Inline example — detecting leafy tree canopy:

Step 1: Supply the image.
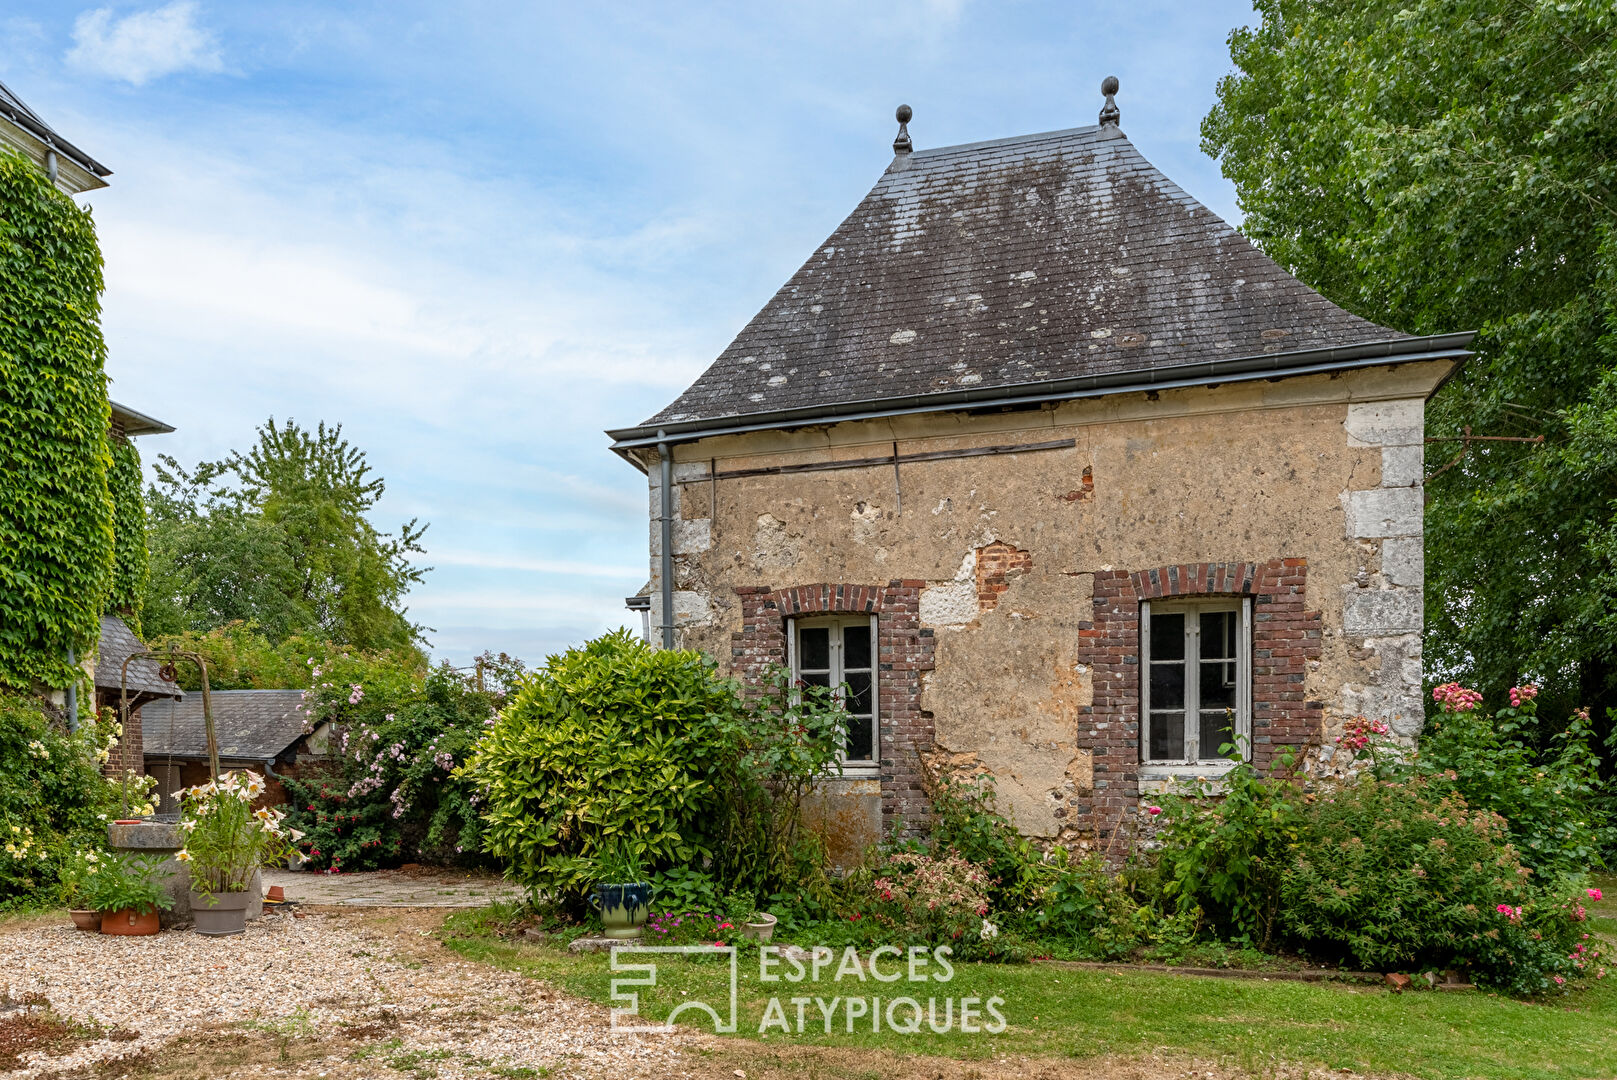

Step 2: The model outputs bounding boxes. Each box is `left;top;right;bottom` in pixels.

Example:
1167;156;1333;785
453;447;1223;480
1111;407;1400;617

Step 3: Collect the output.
1203;0;1617;734
143;418;428;654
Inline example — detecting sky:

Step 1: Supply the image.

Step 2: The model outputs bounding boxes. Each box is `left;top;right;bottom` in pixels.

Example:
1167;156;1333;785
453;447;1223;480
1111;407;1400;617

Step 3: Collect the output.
4;0;1259;666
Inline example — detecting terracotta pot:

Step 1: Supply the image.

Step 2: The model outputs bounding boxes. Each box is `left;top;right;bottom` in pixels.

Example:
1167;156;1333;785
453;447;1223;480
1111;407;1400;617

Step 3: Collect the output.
266;885;286;902
100;907;160;936
69;909;101;933
190;890;252;936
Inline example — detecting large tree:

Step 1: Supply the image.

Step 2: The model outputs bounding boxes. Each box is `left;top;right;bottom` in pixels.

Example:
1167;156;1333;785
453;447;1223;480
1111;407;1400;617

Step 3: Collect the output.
144;419;428;652
1202;0;1617;742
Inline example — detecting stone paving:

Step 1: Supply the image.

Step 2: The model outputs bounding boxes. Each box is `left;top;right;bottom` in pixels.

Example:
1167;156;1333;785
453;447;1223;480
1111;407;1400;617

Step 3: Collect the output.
262;866;525;906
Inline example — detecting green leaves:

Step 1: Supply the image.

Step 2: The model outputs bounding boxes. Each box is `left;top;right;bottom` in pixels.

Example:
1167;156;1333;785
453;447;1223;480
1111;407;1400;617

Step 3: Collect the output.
1205;0;1617;733
0;150;114;689
466;631;743;901
141;419;427;651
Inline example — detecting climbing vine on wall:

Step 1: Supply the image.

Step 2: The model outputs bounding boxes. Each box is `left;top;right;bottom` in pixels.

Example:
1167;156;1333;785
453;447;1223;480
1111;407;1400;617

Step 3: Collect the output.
104;437;147;632
0;150;114;690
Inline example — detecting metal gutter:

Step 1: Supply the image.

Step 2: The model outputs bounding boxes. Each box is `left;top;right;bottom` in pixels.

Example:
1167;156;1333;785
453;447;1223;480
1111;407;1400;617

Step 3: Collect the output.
657;434;674;649
607;333;1474;459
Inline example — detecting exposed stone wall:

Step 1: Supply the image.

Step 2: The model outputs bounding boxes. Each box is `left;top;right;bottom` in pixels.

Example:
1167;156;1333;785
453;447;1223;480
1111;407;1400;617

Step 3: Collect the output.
640;362;1452;850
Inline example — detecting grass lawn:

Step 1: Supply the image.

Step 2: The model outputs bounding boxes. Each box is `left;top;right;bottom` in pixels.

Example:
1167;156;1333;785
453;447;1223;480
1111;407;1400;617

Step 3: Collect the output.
442;890;1617;1080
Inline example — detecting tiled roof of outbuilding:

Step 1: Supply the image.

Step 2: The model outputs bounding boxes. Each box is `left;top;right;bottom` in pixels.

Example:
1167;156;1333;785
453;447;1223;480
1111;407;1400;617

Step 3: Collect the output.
95;615;180;700
620;124;1447;441
142;689;312;762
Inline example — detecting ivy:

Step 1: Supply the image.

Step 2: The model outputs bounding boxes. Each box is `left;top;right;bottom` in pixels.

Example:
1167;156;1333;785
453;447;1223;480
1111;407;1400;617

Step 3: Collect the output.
104;437;147;632
0;150;114;690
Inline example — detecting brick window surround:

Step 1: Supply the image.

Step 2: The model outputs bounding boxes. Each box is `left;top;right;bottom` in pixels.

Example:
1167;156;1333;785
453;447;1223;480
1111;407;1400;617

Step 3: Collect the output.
1077;559;1322;840
732;582;935;830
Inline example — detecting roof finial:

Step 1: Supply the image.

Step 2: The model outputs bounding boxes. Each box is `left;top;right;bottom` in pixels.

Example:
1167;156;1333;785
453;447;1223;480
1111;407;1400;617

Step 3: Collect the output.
893;104;913;155
1099;75;1120;127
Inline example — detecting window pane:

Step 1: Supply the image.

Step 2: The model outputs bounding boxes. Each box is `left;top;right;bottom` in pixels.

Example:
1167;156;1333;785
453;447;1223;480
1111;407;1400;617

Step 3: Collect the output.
1150;612;1184;661
845;671;873;716
1200;710;1236;759
1200;658;1236;711
845;715;874;762
1149;712;1185;760
799;626;830;671
1200;610;1236;659
800;671;831;690
843;623;871;669
1149;662;1184;710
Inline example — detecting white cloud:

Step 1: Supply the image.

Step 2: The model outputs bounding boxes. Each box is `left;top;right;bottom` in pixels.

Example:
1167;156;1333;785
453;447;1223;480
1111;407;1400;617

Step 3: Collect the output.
67;2;223;86
430;550;643;580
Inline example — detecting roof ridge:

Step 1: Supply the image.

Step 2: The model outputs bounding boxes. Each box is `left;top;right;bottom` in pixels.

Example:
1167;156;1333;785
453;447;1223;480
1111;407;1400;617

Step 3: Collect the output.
906;124;1105;159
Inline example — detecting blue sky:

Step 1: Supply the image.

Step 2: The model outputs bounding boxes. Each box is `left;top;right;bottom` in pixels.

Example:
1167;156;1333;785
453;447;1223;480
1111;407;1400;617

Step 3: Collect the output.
5;0;1258;666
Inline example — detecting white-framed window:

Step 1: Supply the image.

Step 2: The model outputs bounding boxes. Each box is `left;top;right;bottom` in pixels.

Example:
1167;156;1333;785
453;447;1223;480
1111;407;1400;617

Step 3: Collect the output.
1141;598;1252;764
788;615;878;770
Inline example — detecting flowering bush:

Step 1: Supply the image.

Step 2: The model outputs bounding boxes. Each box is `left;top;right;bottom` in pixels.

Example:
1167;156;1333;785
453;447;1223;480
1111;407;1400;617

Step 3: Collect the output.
864;850;993;937
646;910;740;947
0;694;122;910
282;655;507;871
75;851;173;916
1419;682;1608;876
177;770;298;900
1281;772;1592;993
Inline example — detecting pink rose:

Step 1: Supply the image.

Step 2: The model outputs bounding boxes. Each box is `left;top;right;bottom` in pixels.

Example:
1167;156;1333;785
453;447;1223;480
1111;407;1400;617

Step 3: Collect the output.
1146;806;1163;817
1588;888;1603;901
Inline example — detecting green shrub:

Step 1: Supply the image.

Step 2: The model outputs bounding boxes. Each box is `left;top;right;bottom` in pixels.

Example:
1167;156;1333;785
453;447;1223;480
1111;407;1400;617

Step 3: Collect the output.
1029;850;1149;960
0;150;115;690
1153;748;1307;948
917;764;1051;913
467;631;742;900
1282;772;1595;993
649;867;726;916
0;693;119;909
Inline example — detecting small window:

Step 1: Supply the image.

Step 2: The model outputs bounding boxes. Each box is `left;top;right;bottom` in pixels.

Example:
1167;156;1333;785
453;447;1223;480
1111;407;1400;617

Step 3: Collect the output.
1141;598;1251;764
790;616;878;768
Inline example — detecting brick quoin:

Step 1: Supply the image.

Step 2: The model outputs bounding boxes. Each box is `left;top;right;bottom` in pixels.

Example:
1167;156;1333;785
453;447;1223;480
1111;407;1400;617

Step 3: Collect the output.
1075;558;1323;844
731;581;936;833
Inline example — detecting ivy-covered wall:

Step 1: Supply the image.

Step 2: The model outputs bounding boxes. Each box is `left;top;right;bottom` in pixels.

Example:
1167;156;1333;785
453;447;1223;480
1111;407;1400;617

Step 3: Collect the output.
0;149;115;691
104;436;147;632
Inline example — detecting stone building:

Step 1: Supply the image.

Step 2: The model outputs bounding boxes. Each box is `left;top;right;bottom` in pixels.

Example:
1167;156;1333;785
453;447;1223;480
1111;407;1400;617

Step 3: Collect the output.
608;86;1471;855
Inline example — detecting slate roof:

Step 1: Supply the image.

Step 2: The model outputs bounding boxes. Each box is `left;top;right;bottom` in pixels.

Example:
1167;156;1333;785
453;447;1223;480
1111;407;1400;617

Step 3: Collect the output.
0;78;110;179
141;689;312;762
614;123;1467;445
95;615;181;699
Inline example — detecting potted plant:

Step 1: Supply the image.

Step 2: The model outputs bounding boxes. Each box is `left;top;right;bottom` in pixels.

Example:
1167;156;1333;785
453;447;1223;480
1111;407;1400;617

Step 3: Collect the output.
726;889;776;941
176;770;299;936
81;852;173;935
588;842;653;940
63;849;106;931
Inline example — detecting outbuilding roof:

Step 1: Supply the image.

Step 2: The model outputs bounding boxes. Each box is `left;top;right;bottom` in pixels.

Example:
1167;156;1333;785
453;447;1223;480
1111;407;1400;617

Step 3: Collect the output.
95;615;181;700
612;118;1469;447
142;689;312;763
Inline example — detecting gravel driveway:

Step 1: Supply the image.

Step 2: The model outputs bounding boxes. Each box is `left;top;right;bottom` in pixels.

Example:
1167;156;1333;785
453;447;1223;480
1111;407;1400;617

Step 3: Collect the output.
1;908;686;1079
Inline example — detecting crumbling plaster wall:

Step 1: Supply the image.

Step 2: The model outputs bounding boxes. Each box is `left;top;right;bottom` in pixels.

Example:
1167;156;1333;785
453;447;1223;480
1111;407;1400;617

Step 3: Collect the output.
640;361;1449;841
